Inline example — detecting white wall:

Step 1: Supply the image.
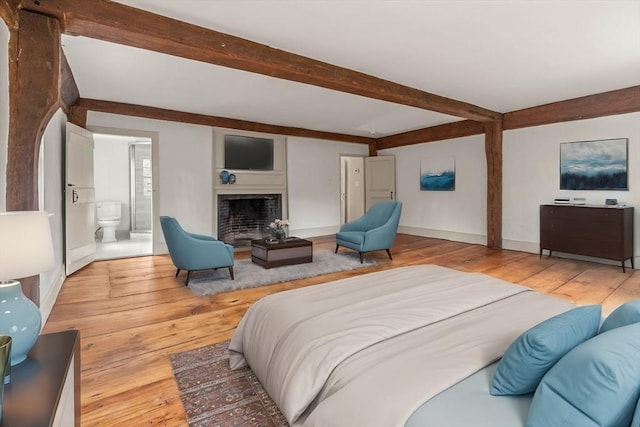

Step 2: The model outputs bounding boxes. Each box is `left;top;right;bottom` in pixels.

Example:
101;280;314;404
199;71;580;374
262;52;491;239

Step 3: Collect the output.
0;20;9;213
380;134;488;244
88;112;213;239
94;134;132;232
39;108;66;323
503;113;640;265
287;137;368;237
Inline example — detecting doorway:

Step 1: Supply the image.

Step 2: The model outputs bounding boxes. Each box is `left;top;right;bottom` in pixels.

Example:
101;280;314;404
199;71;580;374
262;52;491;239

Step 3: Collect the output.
339;155;365;224
92;132;154;260
340;155;397;224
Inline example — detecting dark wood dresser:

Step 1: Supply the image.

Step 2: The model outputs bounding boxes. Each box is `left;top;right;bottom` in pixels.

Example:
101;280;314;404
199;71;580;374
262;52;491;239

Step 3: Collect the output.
540;204;634;272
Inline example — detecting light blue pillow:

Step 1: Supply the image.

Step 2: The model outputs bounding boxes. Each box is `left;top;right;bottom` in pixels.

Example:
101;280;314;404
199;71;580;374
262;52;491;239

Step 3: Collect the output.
600;298;640;333
490;305;601;395
526;322;640;427
632;397;640;427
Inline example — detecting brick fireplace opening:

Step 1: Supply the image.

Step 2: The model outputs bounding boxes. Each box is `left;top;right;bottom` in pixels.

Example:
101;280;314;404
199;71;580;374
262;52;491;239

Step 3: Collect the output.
217;194;282;247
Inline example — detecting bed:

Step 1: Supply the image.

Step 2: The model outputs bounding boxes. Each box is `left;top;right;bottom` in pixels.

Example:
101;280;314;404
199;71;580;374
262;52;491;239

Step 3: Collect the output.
228;265;640;427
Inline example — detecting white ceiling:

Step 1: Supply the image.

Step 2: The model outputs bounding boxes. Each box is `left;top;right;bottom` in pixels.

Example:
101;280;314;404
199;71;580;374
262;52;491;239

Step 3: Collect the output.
62;0;640;138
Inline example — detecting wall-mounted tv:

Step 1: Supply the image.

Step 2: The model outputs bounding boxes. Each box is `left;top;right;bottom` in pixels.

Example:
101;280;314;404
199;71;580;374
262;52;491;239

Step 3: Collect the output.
224;134;274;171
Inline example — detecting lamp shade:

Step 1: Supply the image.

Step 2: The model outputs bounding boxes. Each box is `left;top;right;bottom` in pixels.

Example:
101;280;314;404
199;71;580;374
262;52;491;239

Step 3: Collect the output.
0;211;55;281
0;211;54;366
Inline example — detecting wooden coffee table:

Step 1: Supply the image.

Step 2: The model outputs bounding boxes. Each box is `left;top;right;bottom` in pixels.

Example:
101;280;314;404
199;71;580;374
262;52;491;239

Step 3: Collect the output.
250;237;313;269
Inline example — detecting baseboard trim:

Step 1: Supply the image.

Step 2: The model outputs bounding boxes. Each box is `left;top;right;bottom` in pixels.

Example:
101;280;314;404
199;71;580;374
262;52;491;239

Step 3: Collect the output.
398;226;487;245
289;226;340;239
40;264;66;326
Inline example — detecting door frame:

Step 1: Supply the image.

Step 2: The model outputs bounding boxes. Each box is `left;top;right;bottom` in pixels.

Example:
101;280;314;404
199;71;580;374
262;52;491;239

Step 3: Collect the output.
88;126;161;254
339;154;366;224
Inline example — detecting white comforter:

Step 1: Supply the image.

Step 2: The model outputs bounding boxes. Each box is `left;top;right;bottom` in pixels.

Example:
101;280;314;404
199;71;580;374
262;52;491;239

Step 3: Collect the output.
229;265;574;427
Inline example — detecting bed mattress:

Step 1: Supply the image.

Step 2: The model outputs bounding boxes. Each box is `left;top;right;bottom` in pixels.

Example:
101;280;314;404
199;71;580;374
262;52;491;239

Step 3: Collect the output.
406;362;531;427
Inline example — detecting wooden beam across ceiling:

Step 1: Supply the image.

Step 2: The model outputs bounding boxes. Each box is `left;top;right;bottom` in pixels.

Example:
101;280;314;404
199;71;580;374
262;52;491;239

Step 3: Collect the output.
377;85;640;150
503;85;640;130
377;120;486;150
73;98;376;145
19;0;501;123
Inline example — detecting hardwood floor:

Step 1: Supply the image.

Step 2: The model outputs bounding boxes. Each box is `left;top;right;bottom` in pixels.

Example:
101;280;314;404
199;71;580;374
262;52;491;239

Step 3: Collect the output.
43;234;640;426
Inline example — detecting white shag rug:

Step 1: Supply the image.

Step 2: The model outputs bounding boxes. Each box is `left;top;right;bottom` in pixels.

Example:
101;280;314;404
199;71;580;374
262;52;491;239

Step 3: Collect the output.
187;250;376;296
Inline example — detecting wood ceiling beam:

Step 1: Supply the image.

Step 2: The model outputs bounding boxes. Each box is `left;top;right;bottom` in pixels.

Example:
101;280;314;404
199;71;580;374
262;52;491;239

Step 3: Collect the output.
377;86;640;150
0;0;18;27
59;48;79;114
503;86;640;130
377;120;486;150
19;0;501;123
74;98;376;145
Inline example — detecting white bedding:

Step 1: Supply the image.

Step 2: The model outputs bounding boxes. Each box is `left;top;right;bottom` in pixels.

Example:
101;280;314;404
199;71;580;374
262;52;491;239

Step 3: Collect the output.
229;265;575;427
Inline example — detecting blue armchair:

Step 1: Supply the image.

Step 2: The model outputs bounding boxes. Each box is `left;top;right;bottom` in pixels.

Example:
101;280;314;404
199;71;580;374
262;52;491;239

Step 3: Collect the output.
160;216;235;285
335;201;402;263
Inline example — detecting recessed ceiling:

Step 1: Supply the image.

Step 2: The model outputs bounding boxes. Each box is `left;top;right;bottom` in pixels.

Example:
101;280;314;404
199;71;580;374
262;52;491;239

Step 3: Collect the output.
62;0;640;138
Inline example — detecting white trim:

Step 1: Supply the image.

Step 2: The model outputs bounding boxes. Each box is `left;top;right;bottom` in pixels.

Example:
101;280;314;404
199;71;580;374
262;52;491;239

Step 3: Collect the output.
40;263;66;327
290;226;340;239
398;225;487;245
502;239;539;254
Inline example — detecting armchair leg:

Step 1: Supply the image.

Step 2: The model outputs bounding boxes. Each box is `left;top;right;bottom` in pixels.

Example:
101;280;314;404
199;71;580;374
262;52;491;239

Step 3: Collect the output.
386;249;393;260
359;252;364;263
228;266;235;280
335;244;339;254
175;268;180;278
185;271;191;286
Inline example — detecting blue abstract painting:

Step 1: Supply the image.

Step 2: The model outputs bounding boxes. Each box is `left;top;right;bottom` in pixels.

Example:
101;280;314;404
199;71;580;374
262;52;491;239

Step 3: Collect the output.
420;157;455;191
560;138;628;190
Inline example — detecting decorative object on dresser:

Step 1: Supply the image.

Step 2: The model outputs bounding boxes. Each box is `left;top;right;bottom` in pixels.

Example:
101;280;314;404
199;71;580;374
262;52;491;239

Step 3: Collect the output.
0;335;10;421
0;211;55;366
539;204;634;272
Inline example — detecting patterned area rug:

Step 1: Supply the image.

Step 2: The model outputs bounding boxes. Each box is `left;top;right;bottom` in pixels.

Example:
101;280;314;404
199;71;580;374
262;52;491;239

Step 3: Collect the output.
170;341;289;426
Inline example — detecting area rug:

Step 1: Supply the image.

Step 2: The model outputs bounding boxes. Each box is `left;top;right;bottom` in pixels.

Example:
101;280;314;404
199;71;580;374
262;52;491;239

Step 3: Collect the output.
170;340;289;426
187;250;376;296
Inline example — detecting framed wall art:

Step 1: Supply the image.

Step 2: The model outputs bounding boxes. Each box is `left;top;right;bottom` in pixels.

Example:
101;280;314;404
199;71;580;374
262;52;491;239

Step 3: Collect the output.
420;157;455;191
560;138;628;190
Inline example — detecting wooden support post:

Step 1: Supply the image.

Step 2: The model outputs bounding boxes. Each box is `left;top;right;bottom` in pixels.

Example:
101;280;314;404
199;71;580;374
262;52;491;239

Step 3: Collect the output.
368;140;378;157
68;105;87;128
6;10;61;304
484;119;503;249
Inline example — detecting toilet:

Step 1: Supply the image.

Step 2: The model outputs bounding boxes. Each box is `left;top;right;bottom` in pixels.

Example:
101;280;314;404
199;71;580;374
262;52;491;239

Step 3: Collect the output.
97;202;122;243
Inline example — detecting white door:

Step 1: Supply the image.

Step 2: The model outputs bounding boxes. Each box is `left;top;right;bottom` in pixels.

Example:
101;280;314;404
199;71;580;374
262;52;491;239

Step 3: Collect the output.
65;123;96;275
365;156;396;211
339;156;365;223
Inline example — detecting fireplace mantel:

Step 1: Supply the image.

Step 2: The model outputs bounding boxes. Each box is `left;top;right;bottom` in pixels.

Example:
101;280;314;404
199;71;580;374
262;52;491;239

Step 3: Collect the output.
212;127;288;241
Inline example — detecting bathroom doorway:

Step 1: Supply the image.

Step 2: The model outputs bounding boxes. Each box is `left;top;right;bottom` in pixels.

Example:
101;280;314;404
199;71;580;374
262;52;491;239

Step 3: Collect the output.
92;132;154;260
130;142;152;233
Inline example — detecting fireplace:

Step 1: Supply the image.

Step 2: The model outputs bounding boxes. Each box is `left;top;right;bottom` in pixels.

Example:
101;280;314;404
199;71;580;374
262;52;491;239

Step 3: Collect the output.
217;194;282;247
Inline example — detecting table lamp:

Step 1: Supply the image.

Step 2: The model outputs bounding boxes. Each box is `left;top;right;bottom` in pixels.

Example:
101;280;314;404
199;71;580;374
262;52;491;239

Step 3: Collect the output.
0;211;55;366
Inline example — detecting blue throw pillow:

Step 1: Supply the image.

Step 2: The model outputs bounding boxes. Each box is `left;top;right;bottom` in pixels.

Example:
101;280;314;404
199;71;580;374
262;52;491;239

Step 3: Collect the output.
490;305;601;395
526;322;640;427
600;298;640;333
632;397;640;427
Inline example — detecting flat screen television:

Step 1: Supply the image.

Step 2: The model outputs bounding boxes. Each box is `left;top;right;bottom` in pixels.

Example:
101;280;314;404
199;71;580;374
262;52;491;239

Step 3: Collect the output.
224;134;274;171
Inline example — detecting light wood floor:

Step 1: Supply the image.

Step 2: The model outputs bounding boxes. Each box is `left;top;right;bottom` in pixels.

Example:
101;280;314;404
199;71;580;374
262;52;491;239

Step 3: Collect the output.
43;234;640;426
